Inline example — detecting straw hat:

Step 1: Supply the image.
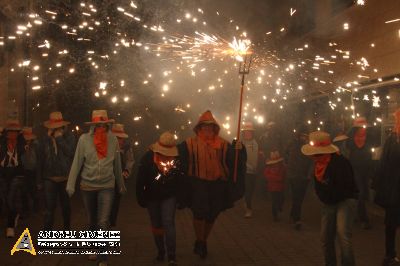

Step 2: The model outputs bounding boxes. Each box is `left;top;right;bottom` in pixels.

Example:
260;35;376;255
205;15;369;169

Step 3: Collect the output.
44;111;70;129
242;122;255;131
194;110;220;134
333;133;349;143
150;131;178;157
22;127;37;141
4;119;22;131
352;117;369;128
301;131;339;156
266;151;284;165
112;123;128;139
85;110;115;125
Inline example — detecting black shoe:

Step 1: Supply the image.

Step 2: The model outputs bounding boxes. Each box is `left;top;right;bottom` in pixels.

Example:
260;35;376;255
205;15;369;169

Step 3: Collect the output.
199;241;207;259
168;260;178;266
155;251;165;262
383;257;400;266
194;240;207;259
361;222;371;230
294;221;302;231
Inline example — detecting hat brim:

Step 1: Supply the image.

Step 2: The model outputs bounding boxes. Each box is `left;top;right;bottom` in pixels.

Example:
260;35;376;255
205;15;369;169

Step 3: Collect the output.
266;158;284;165
241;128;255;131
150;143;178;157
85;119;115;125
113;132;129;139
333;135;349;142
301;144;339;156
44;121;70;129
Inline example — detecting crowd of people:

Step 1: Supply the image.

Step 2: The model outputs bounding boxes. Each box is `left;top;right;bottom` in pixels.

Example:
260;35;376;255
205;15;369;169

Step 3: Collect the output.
0;108;400;266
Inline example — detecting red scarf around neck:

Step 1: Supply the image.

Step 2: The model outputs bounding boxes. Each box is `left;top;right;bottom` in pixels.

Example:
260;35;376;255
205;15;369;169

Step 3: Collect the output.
197;131;222;149
94;127;108;159
354;128;366;148
313;154;332;182
7;132;18;152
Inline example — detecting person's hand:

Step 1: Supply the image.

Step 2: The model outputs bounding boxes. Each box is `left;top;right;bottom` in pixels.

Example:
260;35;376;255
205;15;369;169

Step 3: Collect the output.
234;140;243;150
66;188;74;198
122;170;130;179
119;186;127;195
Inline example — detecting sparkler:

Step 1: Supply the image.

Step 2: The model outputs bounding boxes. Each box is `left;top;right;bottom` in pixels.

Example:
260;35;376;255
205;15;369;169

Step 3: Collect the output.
158;160;176;176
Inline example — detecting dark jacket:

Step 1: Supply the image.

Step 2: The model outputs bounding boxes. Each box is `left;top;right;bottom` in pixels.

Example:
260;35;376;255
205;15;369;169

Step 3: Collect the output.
313;154;358;205
136;150;184;208
285;138;312;179
374;134;400;208
38;132;76;181
0;133;26;178
346;128;374;173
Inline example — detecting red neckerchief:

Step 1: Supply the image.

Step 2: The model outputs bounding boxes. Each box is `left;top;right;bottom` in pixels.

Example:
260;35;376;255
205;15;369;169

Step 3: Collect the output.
313;154;332;182
7;132;18;152
94;127;108;159
197;131;222;149
354;128;366;148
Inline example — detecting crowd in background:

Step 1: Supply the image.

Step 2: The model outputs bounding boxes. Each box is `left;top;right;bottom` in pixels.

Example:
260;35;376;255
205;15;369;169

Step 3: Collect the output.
0;108;400;266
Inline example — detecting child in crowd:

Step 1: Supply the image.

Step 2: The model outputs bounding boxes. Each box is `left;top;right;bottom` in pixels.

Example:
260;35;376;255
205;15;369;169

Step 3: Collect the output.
264;151;286;222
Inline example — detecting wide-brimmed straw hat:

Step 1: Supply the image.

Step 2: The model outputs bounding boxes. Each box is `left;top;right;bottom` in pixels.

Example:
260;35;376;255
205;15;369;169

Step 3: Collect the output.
333;133;349;143
194;110;220;134
112;123;128;139
4;119;22;131
352;117;370;128
242;122;255;131
150;131;178;157
44;112;70;129
85;110;115;125
266;151;284;165
22;127;37;141
301;131;339;156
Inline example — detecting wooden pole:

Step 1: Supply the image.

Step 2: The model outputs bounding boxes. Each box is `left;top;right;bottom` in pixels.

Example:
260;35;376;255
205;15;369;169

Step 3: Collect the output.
233;73;246;182
233;54;252;182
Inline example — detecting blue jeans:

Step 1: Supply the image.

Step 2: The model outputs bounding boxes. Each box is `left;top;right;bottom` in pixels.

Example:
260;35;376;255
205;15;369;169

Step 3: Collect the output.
43;180;70;230
353;168;370;224
147;197;177;260
321;199;356;266
81;188;115;263
290;178;309;222
3;176;25;228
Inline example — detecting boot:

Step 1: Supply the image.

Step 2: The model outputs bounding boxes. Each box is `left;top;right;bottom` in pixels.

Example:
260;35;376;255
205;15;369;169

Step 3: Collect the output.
154;235;165;261
196;240;207;259
193;219;205;256
383;257;400;266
